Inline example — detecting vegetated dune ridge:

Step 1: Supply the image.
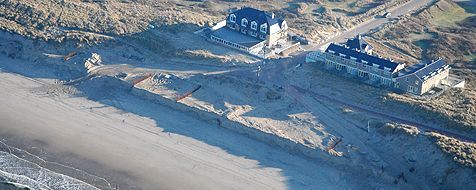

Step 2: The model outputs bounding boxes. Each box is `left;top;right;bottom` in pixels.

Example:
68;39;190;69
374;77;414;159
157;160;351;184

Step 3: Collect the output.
368;0;476;131
0;0;413;65
0;0;409;43
0;0;216;42
371;0;475;65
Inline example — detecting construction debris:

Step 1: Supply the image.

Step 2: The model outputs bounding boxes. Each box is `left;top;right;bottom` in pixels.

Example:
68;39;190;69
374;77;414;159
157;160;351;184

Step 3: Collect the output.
175;85;201;102
63;51;77;61
132;73;153;86
326;137;342;152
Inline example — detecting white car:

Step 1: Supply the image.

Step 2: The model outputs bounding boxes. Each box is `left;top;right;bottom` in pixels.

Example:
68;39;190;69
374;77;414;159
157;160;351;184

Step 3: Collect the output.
383;12;391;18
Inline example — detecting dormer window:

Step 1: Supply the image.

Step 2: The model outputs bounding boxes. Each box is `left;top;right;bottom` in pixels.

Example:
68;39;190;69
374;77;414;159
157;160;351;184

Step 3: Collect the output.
251;21;257;30
281;21;287;30
241;18;248;27
230;14;236;23
260;23;267;33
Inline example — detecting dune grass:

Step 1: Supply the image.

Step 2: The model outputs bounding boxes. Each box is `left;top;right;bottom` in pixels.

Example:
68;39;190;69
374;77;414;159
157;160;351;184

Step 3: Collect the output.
432;3;475;27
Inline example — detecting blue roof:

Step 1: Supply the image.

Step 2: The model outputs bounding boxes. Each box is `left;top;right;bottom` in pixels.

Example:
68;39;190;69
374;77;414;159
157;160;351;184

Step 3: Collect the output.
227;7;282;35
399;58;448;80
345;35;372;52
325;43;402;72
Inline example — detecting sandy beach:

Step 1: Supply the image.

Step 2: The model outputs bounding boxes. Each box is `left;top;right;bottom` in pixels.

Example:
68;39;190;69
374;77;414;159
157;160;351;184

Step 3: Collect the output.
0;67;355;189
0;71;285;189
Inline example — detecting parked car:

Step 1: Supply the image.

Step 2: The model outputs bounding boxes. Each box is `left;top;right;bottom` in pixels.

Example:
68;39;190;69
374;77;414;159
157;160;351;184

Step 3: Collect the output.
383;12;391;18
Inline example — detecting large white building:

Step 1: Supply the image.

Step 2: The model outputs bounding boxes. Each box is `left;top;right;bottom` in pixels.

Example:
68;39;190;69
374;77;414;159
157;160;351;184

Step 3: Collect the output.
209;7;288;57
225;7;288;46
306;36;453;95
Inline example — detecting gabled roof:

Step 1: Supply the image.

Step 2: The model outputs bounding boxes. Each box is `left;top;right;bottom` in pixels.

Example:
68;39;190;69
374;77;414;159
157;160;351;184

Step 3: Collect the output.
228;7;282;35
325;43;403;72
345;34;373;53
399;58;449;80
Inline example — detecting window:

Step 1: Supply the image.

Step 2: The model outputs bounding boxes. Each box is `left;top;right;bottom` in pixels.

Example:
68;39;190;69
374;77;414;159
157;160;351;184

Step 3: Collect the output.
281;21;288;30
382;78;391;85
230;14;236;23
251;21;257;30
358;70;365;77
241;18;248;27
260;23;267;33
415;80;419;85
259;34;265;40
336;64;343;70
394;82;400;88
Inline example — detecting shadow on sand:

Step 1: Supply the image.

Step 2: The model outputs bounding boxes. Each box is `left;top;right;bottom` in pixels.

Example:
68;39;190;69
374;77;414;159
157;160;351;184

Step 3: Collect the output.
70;75;353;189
0;26;359;189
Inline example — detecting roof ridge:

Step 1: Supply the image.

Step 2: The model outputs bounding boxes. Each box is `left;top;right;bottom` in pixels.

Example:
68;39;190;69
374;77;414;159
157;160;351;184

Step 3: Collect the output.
326;43;402;71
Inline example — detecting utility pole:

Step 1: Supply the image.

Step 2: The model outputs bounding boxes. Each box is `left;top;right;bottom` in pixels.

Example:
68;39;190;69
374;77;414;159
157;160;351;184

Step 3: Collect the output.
367;121;370;133
256;65;261;82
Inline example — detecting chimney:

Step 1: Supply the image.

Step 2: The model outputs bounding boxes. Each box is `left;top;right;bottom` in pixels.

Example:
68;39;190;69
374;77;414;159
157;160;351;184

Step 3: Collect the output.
271;13;275;19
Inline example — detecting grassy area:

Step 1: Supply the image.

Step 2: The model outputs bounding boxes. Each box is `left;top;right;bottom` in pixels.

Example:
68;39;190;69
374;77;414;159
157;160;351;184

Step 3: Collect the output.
430;132;476;168
463;53;476;64
409;32;435;51
408;32;435;42
432;3;475;27
323;0;384;15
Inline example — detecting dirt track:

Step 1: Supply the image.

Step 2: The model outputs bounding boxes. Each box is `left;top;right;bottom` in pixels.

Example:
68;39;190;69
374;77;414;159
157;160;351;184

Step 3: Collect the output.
289;84;476;143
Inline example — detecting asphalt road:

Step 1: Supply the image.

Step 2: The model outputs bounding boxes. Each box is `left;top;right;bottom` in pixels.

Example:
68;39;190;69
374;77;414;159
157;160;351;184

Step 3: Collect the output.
305;0;435;50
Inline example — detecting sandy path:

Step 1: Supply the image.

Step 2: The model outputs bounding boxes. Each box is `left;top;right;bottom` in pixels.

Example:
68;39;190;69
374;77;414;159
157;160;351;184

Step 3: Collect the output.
0;71;288;189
